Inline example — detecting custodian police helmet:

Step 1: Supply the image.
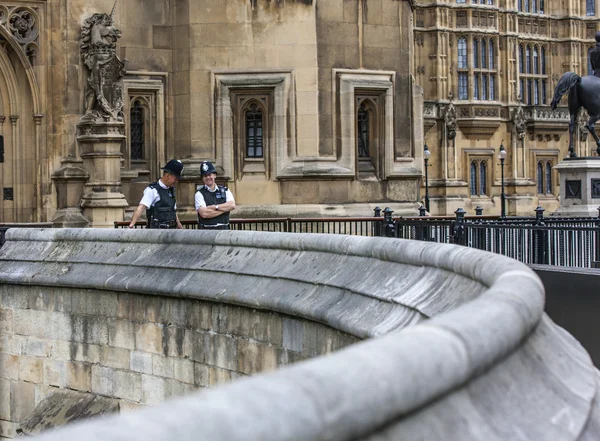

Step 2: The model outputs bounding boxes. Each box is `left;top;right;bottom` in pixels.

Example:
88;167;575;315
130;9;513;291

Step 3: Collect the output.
200;161;217;176
162;159;184;179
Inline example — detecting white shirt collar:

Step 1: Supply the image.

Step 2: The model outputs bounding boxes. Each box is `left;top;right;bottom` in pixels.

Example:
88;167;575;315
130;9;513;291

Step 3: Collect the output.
158;179;170;189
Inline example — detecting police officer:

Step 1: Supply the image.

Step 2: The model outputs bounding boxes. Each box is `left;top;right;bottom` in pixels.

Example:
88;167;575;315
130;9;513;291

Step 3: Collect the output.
128;159;184;229
195;161;235;229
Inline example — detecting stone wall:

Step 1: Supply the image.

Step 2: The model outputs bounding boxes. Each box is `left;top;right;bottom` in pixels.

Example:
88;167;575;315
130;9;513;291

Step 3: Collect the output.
0;228;599;441
0;284;355;438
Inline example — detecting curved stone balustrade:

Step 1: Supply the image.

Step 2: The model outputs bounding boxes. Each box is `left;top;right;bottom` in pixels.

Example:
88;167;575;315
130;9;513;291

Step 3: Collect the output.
0;228;598;441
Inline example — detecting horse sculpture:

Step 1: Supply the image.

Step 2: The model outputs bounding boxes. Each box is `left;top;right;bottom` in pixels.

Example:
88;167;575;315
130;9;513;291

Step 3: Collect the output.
551;32;600;157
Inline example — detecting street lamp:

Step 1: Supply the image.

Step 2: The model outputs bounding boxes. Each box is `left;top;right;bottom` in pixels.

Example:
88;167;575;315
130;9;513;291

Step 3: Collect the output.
498;142;507;218
423;144;431;212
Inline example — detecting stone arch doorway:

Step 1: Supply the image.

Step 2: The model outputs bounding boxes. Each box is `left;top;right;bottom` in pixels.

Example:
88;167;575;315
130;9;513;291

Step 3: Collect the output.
0;22;43;223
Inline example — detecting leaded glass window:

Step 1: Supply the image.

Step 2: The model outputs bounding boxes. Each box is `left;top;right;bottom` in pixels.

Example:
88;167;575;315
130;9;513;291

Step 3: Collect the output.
458;37;468;69
130;100;144;160
246;103;263;158
358;103;370;157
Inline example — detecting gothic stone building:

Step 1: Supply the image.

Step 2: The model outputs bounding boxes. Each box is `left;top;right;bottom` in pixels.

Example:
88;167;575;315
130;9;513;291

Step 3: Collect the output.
416;0;600;216
0;0;422;226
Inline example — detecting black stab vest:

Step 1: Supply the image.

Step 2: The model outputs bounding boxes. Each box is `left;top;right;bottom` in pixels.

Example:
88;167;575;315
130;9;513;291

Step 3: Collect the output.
146;182;177;228
197;186;229;226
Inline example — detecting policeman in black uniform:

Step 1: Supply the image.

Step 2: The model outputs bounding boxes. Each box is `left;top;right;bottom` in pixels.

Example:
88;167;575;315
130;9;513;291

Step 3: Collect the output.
128;159;184;229
195;161;236;230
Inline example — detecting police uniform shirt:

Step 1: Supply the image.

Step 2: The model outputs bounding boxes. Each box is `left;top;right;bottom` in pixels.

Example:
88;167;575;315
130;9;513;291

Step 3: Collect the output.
195;185;234;211
139;180;177;209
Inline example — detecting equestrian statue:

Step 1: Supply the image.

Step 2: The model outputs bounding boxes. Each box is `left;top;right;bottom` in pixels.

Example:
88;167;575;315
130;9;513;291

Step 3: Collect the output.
551;32;600;157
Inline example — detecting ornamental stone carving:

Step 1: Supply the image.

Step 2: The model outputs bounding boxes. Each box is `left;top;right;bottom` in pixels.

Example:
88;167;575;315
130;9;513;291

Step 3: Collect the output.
512;105;527;139
578;109;589;142
444;103;457;140
0;6;39;65
80;3;127;122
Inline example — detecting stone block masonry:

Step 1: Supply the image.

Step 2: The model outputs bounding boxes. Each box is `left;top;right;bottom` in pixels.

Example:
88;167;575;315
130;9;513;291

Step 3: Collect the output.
0;285;356;438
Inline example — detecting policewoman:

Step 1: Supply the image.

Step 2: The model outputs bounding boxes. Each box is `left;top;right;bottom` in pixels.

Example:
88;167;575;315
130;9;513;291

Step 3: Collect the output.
128;159;184;229
195;161;235;229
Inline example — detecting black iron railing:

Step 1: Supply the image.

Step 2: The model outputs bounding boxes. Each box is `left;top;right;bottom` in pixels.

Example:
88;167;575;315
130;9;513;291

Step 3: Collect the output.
94;207;600;268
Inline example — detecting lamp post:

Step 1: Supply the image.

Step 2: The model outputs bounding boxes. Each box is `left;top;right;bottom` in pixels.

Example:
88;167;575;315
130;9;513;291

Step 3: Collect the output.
498;142;507;218
423;144;431;212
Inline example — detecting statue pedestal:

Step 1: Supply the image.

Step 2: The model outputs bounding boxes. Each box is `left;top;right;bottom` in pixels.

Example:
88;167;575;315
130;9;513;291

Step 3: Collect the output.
51;159;89;228
553;157;600;217
77;120;128;228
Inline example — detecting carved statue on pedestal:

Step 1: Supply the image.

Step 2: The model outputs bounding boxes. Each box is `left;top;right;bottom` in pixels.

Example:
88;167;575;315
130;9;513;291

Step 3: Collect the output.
444;103;457;140
512;105;527;140
80;2;127;122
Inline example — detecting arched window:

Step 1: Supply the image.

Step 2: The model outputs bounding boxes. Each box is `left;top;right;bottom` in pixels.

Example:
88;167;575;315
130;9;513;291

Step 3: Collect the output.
518;0;523;11
526;46;531;74
545;162;552;194
519;45;525;74
357;102;370;157
470;161;478;195
130;100;145;160
489;40;495;69
481;39;487;69
533;46;539;74
537;159;554;194
458;37;468;69
537;162;544;194
355;95;383;179
245;103;263;158
474;38;479;68
479;161;487;195
470;158;488;196
541;47;546;74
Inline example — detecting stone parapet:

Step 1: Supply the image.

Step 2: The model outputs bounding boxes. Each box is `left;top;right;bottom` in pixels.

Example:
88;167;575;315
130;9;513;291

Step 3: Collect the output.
0;229;597;440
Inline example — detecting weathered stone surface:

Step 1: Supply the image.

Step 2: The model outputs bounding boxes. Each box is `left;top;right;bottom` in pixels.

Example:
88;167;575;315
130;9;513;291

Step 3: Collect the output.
17;389;118;436
0;229;597;441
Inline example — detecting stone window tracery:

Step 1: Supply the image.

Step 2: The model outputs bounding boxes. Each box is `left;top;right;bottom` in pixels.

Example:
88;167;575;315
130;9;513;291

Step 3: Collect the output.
230;92;272;180
470;158;488;196
519;44;548;105
473;37;497;101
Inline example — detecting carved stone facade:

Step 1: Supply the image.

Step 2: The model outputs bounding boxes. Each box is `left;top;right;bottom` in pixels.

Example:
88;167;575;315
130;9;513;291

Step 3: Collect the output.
416;0;600;216
0;0;420;224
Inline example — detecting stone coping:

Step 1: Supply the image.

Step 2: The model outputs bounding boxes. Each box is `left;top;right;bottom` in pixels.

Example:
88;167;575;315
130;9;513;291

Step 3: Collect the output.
0;228;597;441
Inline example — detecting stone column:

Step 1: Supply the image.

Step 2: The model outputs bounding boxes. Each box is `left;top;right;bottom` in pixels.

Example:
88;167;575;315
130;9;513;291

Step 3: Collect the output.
51;159;89;228
77;120;128;228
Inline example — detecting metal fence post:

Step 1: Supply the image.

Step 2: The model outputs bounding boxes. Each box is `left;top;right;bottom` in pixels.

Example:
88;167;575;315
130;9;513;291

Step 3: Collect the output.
452;208;467;245
383;207;395;238
594;207;600;268
533;206;548;265
475;206;483;216
419;206;427;217
373;206;382;237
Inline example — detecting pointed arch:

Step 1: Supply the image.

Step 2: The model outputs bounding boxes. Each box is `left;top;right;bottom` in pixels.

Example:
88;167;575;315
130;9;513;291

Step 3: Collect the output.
242;98;266;159
0;25;41;115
